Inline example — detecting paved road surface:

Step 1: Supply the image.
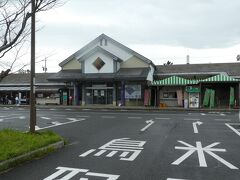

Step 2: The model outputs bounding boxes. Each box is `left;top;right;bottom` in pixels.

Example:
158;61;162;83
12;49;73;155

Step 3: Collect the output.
0;107;239;180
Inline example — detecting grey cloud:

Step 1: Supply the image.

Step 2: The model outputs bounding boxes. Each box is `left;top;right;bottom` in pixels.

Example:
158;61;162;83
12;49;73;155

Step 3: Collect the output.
39;0;240;49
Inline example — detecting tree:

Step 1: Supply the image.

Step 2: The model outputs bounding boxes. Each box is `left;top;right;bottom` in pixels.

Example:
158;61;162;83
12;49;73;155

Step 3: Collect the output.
164;60;173;66
0;0;61;76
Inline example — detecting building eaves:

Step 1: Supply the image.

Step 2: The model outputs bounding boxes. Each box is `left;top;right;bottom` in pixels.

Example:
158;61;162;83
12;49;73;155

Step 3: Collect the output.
77;46;123;62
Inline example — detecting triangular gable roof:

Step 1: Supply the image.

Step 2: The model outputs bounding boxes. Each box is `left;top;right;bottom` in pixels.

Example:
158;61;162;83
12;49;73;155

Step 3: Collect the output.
200;74;239;82
78;46;123;62
152;76;199;86
59;34;154;67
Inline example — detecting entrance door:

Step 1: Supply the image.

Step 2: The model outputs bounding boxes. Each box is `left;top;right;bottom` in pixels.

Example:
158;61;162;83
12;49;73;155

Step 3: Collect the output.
93;89;106;104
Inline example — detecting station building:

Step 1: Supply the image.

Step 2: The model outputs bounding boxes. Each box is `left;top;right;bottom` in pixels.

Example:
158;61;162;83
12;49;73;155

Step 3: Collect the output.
0;34;240;109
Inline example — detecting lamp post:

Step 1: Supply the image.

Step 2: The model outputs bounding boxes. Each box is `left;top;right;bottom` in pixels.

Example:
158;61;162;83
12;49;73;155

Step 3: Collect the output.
30;0;36;133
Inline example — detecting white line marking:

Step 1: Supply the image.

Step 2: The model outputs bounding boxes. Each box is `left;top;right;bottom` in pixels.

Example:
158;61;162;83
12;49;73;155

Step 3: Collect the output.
41;117;51;120
215;119;231;121
192;121;203;134
106;151;118;157
172;141;238;169
79;149;96;157
225;123;240;137
101;116;115;118
77;116;89;118
128;117;142;119
36;119;85;130
184;118;200;121
53;115;66;117
141;120;154;132
200;113;206;116
19;116;26;119
167;178;188;180
220;113;225;116
120;151;129;157
43;167;88;180
94;150;106;156
85;172;120;180
155;117;170;120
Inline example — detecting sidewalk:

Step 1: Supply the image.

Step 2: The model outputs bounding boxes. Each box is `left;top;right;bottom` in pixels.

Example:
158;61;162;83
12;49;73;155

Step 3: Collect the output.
1;104;238;112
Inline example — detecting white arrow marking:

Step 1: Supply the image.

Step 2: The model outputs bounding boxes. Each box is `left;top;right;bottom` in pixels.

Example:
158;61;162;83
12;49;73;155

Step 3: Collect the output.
141;120;154;132
192;121;203;134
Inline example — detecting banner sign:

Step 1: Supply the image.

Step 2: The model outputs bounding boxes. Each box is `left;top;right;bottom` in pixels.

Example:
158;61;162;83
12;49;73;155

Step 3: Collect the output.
125;85;141;99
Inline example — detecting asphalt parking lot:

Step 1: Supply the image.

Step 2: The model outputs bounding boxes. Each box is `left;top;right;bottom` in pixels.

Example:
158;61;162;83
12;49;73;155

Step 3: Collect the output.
0;107;239;180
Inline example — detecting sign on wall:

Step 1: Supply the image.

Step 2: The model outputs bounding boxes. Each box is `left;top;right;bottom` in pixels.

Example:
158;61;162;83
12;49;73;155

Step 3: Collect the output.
125;85;141;99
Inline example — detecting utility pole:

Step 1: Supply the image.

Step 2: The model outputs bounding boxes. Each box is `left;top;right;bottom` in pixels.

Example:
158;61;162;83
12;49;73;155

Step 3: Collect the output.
42;58;47;73
30;0;36;133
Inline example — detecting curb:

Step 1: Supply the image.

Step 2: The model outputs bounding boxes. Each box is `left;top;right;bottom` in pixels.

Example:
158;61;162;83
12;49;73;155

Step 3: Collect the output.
0;140;64;172
0;105;239;112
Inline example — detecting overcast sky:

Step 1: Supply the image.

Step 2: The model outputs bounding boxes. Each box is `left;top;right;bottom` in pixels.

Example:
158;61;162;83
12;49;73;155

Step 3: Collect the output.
12;0;240;72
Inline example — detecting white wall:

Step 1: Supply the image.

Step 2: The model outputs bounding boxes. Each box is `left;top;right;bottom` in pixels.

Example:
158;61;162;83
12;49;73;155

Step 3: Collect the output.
84;51;114;73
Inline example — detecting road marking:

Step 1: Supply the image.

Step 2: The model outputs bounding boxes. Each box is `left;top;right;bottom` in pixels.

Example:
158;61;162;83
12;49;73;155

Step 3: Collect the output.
19;116;26;119
53;115;66;117
184;118;200;121
155;117;170;120
141;120;154;132
44;166;120;180
220;113;225;116
41;117;51;120
79;149;96;157
67;118;85;121
200;113;206;116
167;178;188;180
51;121;62;125
128;117;142;119
79;138;146;161
77;115;89;118
101;116;116;119
49;109;56;111
106;151;118;157
225;123;240;137
0;116;23;120
36;118;85;130
215;119;231;121
172;140;238;169
65;109;72;111
192;121;203;134
94;150;107;156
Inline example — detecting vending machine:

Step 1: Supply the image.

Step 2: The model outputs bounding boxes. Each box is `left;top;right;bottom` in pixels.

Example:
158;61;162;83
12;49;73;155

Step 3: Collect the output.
189;92;199;108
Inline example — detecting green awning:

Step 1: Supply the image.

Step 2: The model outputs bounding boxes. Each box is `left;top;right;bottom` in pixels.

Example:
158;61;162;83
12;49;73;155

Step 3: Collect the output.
152;76;199;86
151;74;239;86
200;74;239;82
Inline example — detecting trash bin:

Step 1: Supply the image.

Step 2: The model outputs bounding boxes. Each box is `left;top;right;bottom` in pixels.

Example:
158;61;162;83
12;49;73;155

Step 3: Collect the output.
184;99;188;109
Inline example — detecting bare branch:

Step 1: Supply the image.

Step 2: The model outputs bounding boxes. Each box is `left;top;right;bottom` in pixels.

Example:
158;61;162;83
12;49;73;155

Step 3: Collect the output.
0;0;63;74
